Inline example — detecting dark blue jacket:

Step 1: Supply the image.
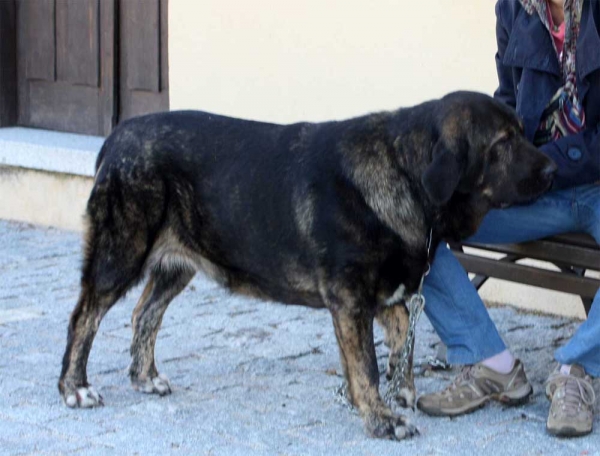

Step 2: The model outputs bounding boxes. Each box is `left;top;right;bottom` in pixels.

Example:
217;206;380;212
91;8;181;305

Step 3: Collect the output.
494;0;600;189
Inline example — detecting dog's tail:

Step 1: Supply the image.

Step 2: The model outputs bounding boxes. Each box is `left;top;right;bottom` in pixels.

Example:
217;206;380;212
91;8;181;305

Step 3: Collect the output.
82;135;169;296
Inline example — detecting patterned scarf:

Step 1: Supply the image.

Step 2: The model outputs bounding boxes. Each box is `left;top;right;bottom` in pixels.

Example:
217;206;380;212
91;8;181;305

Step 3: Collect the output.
519;0;586;145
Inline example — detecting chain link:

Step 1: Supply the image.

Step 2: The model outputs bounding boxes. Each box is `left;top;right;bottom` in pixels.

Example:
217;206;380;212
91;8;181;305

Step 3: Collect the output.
334;381;356;411
384;292;425;403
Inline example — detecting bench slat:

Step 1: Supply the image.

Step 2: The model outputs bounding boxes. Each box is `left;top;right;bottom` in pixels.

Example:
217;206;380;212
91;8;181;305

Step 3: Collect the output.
547;233;598;250
460;240;600;271
454;252;599;298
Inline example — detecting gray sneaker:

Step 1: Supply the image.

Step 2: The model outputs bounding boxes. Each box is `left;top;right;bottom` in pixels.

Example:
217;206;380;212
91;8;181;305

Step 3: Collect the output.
417;360;532;417
545;364;596;437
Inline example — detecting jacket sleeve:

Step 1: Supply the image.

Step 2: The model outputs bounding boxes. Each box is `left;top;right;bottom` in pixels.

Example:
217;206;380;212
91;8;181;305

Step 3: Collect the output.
539;122;600;189
493;1;516;108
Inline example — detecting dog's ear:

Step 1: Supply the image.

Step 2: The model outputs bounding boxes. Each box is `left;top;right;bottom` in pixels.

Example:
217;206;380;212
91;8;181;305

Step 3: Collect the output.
421;140;463;205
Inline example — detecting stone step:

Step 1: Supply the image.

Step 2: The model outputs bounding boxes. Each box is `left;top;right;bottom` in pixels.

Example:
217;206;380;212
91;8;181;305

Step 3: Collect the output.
0;127;100;231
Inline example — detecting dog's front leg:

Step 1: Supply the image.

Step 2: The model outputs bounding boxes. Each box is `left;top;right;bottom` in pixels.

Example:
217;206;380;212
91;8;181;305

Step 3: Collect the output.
376;304;416;409
330;304;417;440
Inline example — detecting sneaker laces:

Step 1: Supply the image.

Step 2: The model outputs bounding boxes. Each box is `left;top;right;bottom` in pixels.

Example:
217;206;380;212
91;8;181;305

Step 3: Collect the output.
546;372;596;415
441;365;476;396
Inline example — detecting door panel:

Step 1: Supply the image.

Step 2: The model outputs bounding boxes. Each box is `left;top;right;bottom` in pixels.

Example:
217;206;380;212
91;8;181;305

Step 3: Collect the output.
28;83;100;135
122;1;159;92
119;0;168;121
56;0;99;87
25;0;55;82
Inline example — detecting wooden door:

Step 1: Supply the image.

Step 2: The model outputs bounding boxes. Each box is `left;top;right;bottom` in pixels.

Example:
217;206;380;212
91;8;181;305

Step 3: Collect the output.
119;0;168;122
16;0;115;136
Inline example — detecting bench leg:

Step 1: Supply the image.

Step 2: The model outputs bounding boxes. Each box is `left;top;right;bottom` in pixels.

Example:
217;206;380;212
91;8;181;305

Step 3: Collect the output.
556;266;593;317
582;298;592;317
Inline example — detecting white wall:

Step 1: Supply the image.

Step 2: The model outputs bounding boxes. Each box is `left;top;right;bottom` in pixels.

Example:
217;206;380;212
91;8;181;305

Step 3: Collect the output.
169;0;499;123
0;168;92;232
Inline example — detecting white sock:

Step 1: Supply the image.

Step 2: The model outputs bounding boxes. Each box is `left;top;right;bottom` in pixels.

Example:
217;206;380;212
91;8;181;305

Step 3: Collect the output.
560;364;572;375
481;349;515;374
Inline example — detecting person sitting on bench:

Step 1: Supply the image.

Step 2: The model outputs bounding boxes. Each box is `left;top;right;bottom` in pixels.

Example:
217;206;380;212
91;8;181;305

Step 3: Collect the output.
416;0;599;437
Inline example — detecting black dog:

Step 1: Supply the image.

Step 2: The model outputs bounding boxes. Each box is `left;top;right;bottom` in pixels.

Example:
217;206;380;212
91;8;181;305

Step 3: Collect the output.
59;91;555;440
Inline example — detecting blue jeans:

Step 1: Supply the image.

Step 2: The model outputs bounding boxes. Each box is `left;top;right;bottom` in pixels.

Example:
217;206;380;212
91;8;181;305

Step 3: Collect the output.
423;184;600;377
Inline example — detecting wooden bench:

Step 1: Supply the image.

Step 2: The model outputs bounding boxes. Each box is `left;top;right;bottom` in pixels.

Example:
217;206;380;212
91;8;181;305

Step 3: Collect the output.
450;233;599;316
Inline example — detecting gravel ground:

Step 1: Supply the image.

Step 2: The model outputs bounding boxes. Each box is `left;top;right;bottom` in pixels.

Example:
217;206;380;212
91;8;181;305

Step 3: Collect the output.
0;219;598;455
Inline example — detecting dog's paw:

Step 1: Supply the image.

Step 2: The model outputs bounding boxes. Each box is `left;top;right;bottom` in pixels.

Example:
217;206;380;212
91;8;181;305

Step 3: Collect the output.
365;410;418;441
63;386;104;408
132;374;172;396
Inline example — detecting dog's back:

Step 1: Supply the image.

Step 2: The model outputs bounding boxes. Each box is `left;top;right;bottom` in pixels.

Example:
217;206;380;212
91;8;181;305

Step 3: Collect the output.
89;111;345;306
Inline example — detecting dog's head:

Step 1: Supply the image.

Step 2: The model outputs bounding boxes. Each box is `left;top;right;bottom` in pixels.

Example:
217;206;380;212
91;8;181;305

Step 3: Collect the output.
421;91;556;239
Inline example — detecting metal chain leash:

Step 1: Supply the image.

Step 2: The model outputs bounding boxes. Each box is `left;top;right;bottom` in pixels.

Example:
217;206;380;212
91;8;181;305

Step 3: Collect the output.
384;289;426;403
384;230;432;403
334;381;356;411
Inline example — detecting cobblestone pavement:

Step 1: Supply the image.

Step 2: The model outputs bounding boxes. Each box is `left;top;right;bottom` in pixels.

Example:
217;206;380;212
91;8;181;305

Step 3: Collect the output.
0;219;599;455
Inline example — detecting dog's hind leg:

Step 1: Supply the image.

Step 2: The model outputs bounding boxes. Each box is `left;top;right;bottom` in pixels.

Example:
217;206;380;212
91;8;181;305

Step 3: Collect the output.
376;304;416;409
129;266;195;395
59;176;164;408
58;239;147;408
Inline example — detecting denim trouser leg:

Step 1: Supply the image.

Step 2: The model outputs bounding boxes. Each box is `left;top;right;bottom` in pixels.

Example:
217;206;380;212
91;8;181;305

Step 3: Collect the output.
423;245;507;364
423;184;600;373
554;185;600;377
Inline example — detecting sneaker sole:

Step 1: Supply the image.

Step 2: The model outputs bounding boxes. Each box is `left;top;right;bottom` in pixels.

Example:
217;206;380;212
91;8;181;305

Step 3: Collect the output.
547;425;593;438
417;383;533;418
417;396;488;417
